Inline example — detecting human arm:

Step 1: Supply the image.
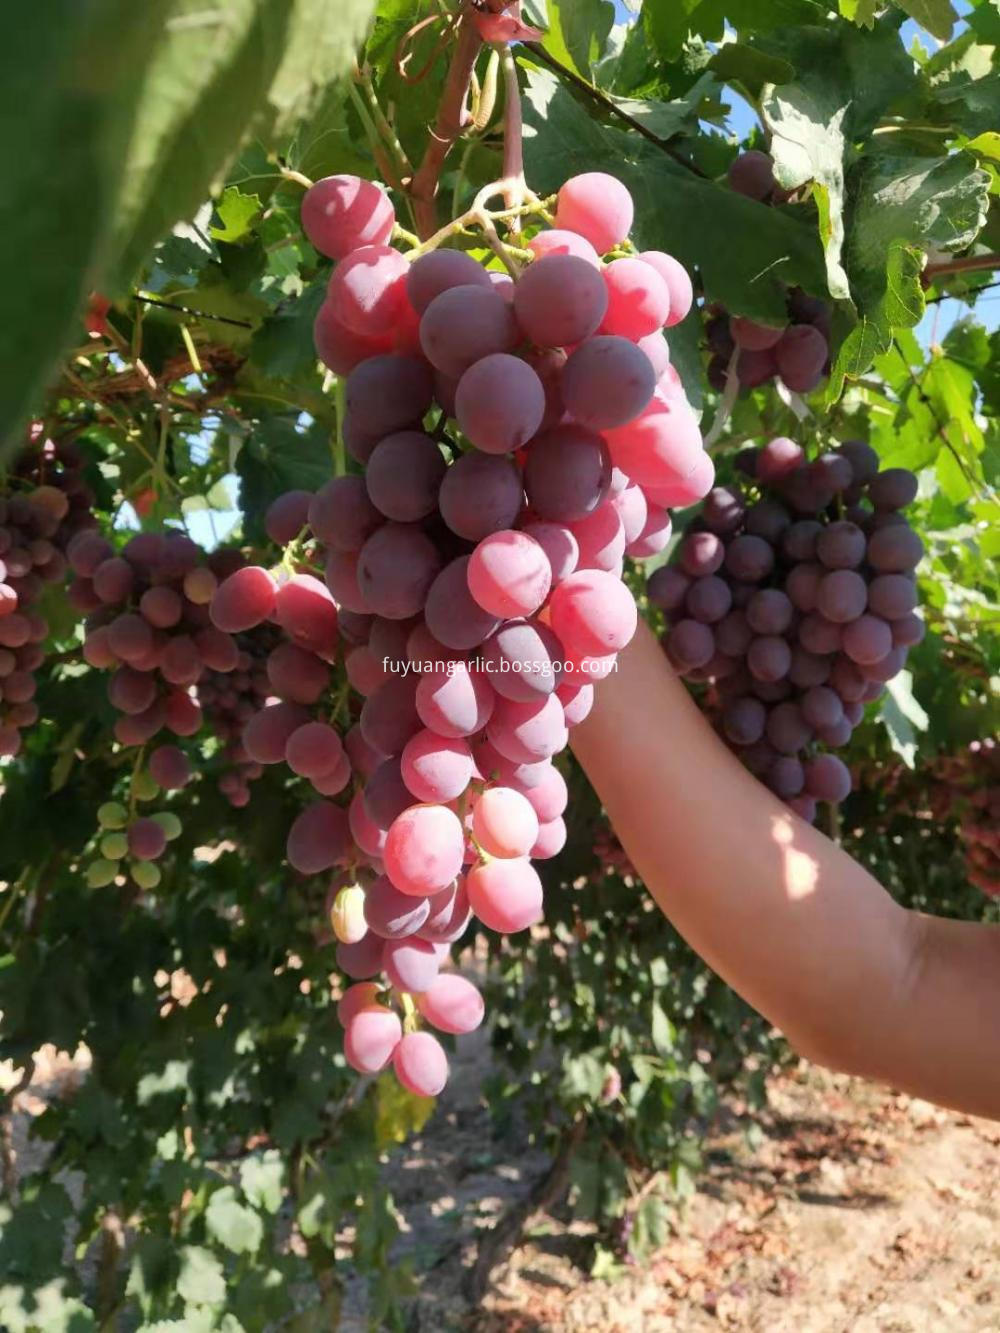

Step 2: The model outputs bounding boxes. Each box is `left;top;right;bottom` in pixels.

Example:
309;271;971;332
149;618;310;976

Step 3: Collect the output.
570;617;1000;1120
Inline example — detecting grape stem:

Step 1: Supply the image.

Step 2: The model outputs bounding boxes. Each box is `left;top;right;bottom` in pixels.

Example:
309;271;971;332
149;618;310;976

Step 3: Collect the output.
278;166;313;190
499;45;526;226
400;990;419;1034
409;5;484;238
703;346;741;449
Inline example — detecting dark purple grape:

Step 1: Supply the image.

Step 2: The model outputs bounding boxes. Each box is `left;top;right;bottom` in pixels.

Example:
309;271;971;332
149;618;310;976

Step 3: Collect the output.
424;556;501;650
727;150;776;200
891;612;925;647
868;468;917;511
752;678;791;703
861;645;908;683
357;523;442;620
798;613;842;655
816;569;867;623
775;325;827;393
818;716;852;746
679;531;725;577
647;566;691;615
842;614;892;666
810;453;853;493
867;574;917;621
788;647;831;688
715;610;752;657
686;576;732;624
725;534;773;582
785;562;822;613
800;685;844;730
837;440;879;484
766;702;812;754
746;588;793;635
701;487;745;535
803;753;851;803
815;521;865;570
523;424;611;523
782;519;822;562
438;451;523;541
767;756;805;798
744;500;790;543
668;619;714;671
722;696;766;745
829;655;867;702
747;635;791;682
757;437;803;483
866;524;923;573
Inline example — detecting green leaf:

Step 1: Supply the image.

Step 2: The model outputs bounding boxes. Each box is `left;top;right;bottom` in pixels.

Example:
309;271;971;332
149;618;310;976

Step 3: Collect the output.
642;0;701;62
608;73;725;141
891;0;957;41
522;68;825;321
177;1245;226;1306
206;1185;263;1255
708;44;795;99
235;415;333;543
210;187;263;243
0;0;168;451
542;0;615;77
966;131;1000;163
111;0;378;288
830;153;990;391
650;1000;675;1055
881;670;929;767
760;22;918;302
239;1151;285;1214
968;0;1000;43
840;0;880;26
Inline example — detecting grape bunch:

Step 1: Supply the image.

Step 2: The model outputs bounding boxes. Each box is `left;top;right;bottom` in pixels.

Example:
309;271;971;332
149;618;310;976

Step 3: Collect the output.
704;150;831;397
0;429;97;756
196;625;279;808
204;168;714;1096
650;438;924;822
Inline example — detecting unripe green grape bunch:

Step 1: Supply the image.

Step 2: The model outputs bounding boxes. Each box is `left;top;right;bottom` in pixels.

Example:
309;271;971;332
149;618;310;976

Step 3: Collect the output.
207;168;714;1097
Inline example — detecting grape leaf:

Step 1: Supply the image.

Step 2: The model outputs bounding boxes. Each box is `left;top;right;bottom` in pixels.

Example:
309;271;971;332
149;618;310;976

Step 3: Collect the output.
840;0;880;26
891;0;957;41
210;187;263;244
206;1186;264;1254
522;68;825;322
830;152;990;394
177;1246;226;1306
0;0;168;453
542;0;615;77
708;44;795;98
760;21;917;302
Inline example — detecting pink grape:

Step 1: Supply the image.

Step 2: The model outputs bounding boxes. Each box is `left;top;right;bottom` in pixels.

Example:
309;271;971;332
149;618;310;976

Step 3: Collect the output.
438;451;524;542
285;722;344;778
384;804;465;896
393;1031;449;1096
513;254;608;347
274;575;339;658
602;391;703;489
336;932;386;979
287;801;351;874
301;175;395;259
643;449;715;508
139;586;183;629
521;522;579;585
601;258;671;338
455;354;546;454
348;790;387;858
406;248;492;314
466;857;543;933
523;424;611;523
324;550;371;615
472;786;539;858
327;244;410;338
515;763;567;822
345;646;386;696
265;490;311;545
401;730;474;803
336;981;383;1027
466;531;551;619
548;569;637;659
243;701;311;764
486;693;567;764
554;172;633;253
364;875;430;940
344;1005;402;1074
308;476;381;552
568;504;626;574
419;284;518;378
639;251;692;326
557;680;594;726
561;336;656;430
148;745;190;789
415;662;495;738
266;642;329;704
417;973;484;1034
211;566;276;632
382;936;442;992
531;817;567;859
128;818;167;862
527;229;601;265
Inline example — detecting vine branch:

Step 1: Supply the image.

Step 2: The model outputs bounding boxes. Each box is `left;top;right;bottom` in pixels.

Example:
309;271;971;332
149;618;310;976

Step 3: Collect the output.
924;252;1000;280
522;43;710;179
409;6;484;238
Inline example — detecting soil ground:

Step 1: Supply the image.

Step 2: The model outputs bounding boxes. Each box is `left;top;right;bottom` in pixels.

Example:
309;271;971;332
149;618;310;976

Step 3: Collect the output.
5;1043;998;1331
